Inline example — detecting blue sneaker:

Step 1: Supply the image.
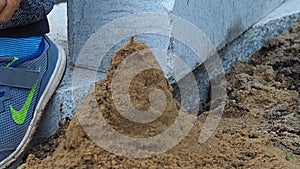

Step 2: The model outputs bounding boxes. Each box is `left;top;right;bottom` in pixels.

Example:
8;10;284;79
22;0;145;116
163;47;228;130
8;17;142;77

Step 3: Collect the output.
0;36;66;168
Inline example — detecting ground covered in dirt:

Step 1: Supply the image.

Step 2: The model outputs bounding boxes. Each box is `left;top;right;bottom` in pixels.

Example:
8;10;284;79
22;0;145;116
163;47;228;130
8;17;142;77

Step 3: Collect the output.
21;23;299;169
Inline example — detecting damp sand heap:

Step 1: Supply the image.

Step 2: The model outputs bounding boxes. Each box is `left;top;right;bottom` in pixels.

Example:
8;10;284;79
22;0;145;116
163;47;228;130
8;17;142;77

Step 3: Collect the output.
22;23;300;168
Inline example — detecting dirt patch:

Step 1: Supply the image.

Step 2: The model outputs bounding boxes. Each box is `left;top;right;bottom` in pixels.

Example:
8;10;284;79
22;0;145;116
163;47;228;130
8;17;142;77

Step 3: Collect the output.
22;23;300;168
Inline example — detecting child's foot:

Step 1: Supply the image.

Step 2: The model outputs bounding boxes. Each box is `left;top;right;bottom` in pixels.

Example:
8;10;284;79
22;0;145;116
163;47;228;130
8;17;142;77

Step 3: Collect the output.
0;36;66;168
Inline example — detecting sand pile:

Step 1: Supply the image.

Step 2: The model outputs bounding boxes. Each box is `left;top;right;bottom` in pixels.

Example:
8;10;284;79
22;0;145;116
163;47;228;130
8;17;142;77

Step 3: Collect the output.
94;37;180;138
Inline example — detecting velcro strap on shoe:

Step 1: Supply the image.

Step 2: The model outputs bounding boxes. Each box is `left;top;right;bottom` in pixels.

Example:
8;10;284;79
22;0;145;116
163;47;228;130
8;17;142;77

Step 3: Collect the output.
0;67;39;89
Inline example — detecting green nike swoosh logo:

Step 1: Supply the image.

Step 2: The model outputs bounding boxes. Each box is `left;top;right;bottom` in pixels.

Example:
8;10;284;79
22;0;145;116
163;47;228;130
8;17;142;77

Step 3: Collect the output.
6;57;19;67
10;81;38;125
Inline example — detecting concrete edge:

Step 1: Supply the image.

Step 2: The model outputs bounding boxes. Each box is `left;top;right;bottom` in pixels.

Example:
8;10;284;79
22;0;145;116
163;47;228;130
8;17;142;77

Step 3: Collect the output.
220;0;300;72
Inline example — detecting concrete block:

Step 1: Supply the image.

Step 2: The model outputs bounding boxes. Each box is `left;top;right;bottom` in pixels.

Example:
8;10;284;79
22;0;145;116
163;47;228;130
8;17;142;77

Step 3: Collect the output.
172;0;284;50
68;0;284;72
68;0;170;70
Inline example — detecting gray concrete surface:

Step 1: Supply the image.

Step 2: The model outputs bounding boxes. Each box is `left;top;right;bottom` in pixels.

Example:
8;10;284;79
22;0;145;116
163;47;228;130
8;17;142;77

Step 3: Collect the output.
36;0;300;139
68;0;284;72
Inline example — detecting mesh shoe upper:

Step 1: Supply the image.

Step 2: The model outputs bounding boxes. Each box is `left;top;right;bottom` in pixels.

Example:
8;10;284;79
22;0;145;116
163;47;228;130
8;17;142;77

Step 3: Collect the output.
0;36;62;165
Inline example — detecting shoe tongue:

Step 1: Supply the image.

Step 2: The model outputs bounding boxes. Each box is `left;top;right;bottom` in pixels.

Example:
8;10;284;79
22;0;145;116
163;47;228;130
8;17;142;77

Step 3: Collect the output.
0;56;15;67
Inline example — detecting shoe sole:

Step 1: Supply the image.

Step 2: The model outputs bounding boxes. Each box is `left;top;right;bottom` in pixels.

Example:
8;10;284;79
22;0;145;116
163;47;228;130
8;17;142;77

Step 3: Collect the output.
0;40;67;169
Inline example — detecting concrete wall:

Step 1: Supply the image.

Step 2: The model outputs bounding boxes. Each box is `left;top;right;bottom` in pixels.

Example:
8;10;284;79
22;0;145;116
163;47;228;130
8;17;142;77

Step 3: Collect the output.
68;0;284;73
